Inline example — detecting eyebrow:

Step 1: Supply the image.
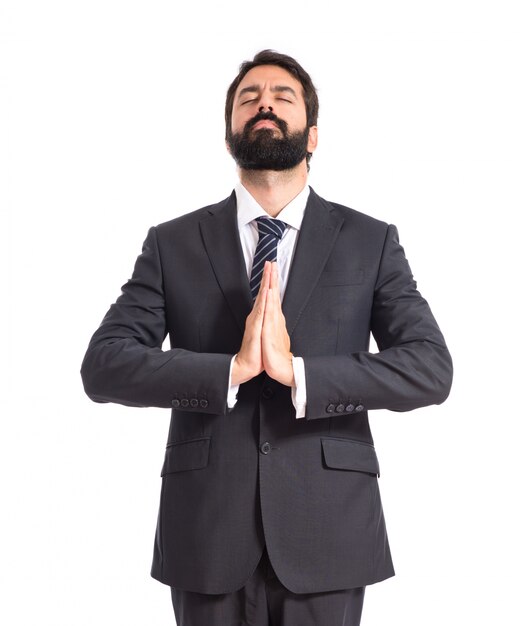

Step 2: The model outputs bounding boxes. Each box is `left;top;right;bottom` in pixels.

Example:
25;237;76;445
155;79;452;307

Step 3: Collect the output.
237;85;298;100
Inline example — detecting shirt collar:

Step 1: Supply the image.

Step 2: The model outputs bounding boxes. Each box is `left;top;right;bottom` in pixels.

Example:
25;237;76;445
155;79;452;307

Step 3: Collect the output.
234;181;310;231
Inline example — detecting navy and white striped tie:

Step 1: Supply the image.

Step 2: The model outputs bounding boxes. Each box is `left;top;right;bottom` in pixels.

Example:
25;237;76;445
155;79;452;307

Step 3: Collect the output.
249;216;287;300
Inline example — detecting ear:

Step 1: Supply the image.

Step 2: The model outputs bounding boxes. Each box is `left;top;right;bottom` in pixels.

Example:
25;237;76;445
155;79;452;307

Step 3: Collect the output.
307;126;318;153
225;139;232;155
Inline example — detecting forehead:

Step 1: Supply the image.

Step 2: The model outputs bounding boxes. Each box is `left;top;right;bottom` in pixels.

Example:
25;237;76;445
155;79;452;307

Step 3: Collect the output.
235;64;303;95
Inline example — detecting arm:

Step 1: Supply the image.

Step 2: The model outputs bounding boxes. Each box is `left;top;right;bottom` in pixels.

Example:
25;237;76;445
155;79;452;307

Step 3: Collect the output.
303;224;453;420
80;226;233;412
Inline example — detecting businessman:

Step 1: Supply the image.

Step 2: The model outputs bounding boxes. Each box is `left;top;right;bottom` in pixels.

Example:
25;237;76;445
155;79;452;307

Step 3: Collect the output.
81;50;453;626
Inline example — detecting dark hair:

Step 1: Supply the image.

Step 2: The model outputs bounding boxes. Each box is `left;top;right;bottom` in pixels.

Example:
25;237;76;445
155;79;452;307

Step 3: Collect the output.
225;49;319;138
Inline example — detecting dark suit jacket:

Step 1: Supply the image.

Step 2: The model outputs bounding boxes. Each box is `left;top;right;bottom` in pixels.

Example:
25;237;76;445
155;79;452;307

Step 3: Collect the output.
80;187;453;594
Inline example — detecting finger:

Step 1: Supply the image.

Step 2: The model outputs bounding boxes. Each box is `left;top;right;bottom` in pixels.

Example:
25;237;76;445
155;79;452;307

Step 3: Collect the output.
253;287;268;321
255;261;270;301
253;262;270;312
262;271;275;325
262;260;272;291
259;283;268;316
266;263;280;318
271;262;278;291
272;263;281;308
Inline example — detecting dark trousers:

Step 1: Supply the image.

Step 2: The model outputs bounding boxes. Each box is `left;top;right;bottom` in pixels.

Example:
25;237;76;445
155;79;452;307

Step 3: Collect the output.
171;546;365;626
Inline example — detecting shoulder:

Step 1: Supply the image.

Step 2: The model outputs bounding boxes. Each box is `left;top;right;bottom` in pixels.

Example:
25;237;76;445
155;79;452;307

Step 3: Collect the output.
154;193;234;234
145;193;235;252
311;188;391;237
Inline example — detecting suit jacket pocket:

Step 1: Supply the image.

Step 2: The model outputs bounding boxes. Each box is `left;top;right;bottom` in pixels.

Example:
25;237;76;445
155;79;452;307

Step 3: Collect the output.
321;437;380;476
161;437;211;475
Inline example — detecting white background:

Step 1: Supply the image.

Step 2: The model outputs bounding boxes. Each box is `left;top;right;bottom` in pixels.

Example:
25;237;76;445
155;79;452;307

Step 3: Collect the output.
2;1;526;624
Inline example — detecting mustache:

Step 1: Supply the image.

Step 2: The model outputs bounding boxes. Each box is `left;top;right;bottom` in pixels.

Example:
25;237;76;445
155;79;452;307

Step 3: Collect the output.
244;111;289;135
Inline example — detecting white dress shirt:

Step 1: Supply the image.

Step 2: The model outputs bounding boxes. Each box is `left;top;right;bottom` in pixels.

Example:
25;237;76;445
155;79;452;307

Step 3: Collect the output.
227;181;308;419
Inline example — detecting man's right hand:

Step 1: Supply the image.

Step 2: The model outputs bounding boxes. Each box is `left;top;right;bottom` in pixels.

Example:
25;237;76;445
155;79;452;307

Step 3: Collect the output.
230;261;271;386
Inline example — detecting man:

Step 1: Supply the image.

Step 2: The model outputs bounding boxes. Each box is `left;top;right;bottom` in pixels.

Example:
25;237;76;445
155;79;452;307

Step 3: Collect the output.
81;50;453;626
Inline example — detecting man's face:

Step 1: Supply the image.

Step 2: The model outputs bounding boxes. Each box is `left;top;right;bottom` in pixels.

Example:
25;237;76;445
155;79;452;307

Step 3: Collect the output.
227;65;318;171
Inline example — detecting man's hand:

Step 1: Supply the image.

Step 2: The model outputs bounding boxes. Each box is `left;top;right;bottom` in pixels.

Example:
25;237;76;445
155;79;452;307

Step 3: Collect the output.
261;262;295;387
232;261;294;387
230;262;271;386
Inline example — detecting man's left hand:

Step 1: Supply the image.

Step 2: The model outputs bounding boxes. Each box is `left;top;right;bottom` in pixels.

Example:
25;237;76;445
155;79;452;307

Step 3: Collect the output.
261;262;295;387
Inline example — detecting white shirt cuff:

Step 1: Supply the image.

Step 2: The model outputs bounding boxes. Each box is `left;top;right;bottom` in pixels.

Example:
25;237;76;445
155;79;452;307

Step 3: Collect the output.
227;355;240;409
291;356;306;419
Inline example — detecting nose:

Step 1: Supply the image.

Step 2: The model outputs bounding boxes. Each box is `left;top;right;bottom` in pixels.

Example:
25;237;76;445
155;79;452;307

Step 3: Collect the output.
259;105;274;112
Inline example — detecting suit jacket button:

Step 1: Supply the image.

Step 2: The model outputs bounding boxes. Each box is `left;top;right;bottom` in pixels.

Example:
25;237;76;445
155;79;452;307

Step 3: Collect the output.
326;403;335;413
262;386;274;399
180;398;189;408
172;399;181;408
336;403;345;413
345;403;355;412
199;399;208;408
190;398;198;408
260;442;272;454
355;404;364;412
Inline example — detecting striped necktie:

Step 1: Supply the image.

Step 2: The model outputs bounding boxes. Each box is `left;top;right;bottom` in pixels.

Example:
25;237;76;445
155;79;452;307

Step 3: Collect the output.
249;216;287;300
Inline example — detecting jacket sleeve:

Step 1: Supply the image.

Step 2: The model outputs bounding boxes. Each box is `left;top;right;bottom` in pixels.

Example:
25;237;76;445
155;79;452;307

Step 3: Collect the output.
303;224;453;420
80;226;233;412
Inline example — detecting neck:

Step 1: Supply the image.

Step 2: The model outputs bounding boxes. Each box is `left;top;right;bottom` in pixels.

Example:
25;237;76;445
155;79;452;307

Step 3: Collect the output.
238;163;308;217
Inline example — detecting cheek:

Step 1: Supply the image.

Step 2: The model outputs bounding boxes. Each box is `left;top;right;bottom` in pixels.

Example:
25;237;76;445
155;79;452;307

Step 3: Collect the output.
231;104;258;133
286;109;308;132
231;113;249;134
229;105;240;131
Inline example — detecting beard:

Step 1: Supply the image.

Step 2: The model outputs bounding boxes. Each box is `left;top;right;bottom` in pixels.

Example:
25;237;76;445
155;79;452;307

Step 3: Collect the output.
226;111;310;171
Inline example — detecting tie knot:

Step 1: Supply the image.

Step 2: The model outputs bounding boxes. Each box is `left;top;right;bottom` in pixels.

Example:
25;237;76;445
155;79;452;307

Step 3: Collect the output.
255;216;287;240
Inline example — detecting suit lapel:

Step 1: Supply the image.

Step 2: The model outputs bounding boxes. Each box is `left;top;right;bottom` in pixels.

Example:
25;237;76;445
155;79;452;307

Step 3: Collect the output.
282;188;344;336
199;192;252;336
199;187;344;339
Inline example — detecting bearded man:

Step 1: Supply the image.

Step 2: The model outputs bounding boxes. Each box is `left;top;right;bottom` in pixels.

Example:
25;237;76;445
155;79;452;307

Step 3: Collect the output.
81;49;453;626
